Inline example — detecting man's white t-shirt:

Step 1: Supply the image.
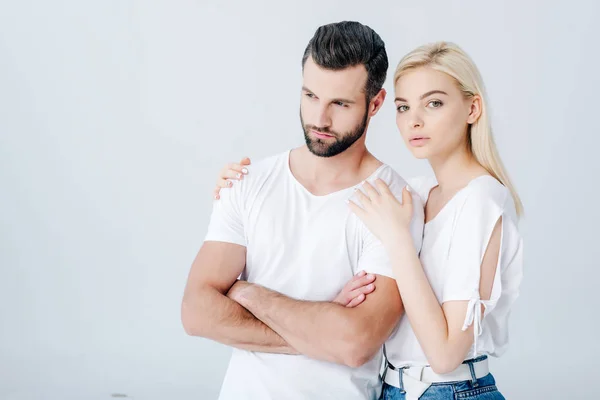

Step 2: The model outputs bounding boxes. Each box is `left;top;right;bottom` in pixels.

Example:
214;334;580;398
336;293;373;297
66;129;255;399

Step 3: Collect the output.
204;150;424;400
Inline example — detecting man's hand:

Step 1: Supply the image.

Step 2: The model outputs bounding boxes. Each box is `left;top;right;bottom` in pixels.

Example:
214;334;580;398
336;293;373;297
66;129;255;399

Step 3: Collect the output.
227;280;254;303
181;241;296;354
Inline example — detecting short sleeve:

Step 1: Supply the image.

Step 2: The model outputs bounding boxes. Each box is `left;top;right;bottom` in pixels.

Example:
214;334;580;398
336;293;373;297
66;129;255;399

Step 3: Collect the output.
441;185;509;356
356;231;395;279
204;182;246;247
442;188;506;303
356;190;424;279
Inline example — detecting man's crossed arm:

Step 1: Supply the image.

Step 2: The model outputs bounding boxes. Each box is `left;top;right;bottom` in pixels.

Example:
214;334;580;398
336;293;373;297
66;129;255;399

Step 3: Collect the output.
181;241;403;367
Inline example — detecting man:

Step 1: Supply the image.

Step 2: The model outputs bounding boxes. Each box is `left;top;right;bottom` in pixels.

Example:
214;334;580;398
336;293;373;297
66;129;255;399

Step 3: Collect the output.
182;21;424;399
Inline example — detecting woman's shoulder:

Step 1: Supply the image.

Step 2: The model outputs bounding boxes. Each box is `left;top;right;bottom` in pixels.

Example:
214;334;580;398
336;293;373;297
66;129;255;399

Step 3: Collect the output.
461;175;517;221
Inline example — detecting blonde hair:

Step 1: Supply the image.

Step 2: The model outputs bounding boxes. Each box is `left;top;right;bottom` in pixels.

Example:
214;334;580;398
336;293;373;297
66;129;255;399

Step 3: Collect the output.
394;42;523;217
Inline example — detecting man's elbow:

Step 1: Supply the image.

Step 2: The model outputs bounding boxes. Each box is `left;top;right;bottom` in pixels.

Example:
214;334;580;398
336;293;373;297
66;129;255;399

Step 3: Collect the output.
343;346;379;368
181;298;207;337
340;327;382;368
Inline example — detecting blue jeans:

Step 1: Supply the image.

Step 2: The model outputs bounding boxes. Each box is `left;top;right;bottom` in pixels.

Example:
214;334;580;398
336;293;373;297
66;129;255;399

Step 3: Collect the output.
380;357;505;399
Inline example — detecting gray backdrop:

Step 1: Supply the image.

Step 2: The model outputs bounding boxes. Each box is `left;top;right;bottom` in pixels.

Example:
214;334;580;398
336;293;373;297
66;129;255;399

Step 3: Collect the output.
1;0;598;399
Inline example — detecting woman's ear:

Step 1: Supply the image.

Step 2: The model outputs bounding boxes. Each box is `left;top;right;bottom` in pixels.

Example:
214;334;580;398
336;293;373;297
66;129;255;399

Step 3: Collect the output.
467;95;482;124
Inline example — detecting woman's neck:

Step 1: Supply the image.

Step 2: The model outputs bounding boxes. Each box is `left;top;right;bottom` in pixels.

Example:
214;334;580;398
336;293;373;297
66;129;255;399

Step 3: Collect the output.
429;143;488;195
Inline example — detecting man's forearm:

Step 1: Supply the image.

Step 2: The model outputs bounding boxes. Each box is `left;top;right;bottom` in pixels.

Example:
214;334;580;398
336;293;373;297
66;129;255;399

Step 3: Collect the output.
231;282;384;367
181;285;296;354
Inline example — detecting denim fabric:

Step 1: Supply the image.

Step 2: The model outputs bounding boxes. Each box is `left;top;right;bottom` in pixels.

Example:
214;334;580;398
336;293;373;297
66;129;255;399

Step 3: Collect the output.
380;357;505;400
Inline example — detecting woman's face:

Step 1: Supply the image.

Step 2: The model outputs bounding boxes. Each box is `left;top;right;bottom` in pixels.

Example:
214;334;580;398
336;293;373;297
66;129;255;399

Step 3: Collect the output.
394;67;480;160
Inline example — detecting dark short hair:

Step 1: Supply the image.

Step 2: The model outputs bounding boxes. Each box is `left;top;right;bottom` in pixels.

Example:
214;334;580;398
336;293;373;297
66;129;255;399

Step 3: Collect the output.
301;21;388;101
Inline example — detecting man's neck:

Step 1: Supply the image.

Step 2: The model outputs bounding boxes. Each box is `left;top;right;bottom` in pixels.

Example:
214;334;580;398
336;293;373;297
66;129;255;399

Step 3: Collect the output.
290;143;382;196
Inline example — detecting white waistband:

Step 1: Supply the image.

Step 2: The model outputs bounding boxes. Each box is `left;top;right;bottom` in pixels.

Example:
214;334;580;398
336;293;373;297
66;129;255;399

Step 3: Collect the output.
382;358;489;400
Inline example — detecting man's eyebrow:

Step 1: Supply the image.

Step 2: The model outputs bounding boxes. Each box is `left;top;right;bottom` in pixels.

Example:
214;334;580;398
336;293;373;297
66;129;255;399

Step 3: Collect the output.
331;97;355;104
302;87;355;104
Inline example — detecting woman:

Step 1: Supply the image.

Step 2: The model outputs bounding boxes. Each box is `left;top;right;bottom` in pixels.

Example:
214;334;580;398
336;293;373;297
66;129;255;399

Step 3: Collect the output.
211;42;523;400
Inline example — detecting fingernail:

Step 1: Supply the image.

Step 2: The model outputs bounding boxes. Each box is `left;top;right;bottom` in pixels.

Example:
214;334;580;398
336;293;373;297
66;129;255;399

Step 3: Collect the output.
405;185;411;192
236;173;242;179
242;168;248;174
214;195;218;199
367;284;373;290
227;181;233;186
367;274;374;279
357;270;365;276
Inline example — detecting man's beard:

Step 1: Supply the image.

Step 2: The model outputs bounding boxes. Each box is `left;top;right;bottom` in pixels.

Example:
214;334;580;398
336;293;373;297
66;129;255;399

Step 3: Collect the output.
300;109;369;158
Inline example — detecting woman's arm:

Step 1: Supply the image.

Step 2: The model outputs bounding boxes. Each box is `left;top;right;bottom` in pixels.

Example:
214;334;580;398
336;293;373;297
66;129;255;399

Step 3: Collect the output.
348;180;501;374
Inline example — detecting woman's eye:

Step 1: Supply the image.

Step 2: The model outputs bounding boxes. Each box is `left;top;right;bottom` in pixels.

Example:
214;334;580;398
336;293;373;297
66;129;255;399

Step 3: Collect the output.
396;105;409;113
428;100;443;108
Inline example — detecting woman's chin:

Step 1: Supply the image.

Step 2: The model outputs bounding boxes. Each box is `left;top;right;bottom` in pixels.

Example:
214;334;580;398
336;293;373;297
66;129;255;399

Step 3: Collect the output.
408;147;431;160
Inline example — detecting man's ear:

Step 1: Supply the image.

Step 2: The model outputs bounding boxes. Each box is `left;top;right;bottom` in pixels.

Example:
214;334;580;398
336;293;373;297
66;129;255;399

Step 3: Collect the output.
369;88;387;116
